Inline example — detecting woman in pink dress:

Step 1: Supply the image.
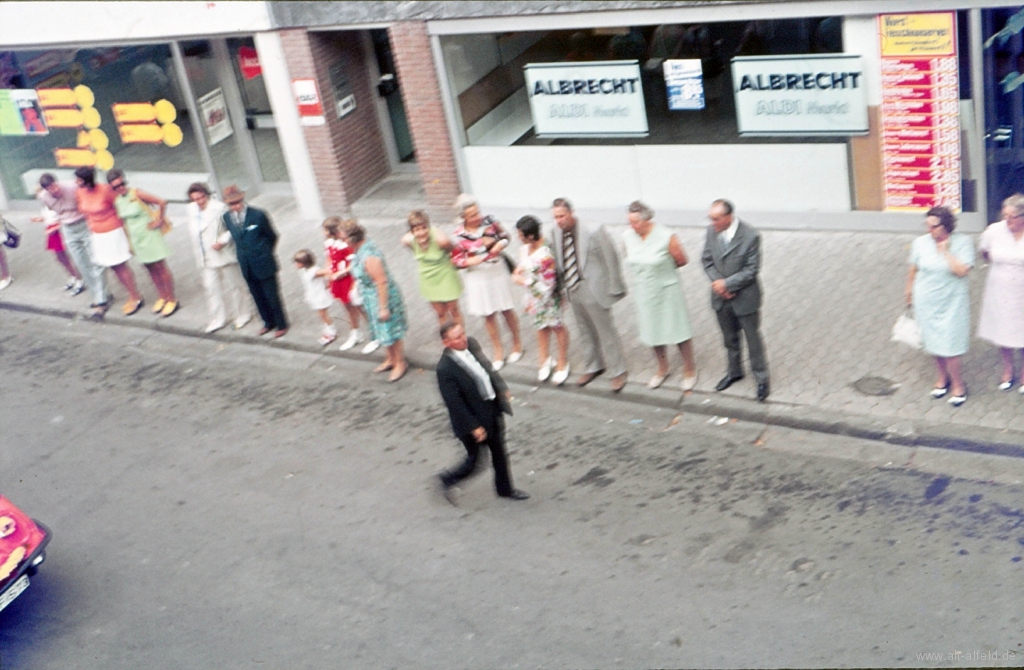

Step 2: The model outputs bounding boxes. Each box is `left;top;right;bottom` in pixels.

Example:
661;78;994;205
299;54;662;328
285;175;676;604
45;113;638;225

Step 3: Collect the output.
978;193;1024;391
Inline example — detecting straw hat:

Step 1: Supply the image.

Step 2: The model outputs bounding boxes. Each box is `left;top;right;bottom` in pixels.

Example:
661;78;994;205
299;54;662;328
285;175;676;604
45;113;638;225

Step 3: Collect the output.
222;185;245;204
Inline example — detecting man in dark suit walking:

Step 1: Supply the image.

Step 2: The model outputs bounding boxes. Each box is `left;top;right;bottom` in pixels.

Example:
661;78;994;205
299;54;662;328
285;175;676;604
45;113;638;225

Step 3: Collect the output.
701;199;770;402
221;185;288;338
436;321;529;504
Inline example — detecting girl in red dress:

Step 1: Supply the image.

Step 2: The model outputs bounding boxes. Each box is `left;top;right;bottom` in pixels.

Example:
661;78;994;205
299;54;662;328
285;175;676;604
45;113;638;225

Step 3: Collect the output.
323;217;376;353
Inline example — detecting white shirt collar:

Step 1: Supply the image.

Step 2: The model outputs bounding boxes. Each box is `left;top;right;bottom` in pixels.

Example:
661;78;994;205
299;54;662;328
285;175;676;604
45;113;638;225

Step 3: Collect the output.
719;216;740;245
449;348;495;400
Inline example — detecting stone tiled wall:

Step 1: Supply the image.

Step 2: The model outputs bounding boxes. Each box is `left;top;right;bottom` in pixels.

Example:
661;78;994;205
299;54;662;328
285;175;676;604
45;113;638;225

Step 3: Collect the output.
388;21;461;212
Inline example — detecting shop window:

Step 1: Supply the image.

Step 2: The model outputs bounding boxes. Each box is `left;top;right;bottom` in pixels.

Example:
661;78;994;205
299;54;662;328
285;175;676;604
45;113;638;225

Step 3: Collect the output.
0;44;203;200
441;18;845;148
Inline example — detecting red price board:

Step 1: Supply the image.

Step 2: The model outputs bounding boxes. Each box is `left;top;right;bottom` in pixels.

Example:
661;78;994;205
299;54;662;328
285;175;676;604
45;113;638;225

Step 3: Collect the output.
879;13;961;212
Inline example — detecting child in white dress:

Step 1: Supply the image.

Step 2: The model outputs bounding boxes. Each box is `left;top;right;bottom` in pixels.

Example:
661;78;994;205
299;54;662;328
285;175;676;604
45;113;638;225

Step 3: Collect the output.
294;249;337;346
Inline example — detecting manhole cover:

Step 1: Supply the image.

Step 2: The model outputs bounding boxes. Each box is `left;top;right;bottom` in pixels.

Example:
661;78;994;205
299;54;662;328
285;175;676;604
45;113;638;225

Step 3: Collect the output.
853;376;899;396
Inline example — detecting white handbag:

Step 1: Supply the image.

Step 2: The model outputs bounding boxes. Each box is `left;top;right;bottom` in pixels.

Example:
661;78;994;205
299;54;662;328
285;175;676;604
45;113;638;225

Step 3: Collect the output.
891;308;923;350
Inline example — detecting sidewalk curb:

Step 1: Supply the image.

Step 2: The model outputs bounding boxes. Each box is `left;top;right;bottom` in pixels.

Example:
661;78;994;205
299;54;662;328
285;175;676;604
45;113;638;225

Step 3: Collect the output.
6;298;1024;461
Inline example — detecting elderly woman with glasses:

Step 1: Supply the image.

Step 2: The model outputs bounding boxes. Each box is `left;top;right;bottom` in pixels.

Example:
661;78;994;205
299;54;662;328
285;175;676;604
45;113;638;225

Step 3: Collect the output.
905;205;974;406
977;193;1024;392
108;169;179;317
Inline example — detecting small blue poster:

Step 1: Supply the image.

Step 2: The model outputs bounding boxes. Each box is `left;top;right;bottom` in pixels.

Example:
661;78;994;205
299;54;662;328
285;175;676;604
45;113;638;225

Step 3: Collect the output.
664;59;705;110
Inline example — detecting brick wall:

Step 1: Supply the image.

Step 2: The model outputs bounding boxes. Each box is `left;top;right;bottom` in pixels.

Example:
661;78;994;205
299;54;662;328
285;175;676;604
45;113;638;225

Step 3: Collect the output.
388;21;461;212
309;31;391;211
278;28;391;217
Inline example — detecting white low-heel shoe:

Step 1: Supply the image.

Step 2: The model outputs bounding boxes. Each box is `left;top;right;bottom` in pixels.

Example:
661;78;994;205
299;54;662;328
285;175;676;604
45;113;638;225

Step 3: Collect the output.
506;350;523;364
551;365;570;386
681;372;699;392
538;357;554;382
492;359;505;371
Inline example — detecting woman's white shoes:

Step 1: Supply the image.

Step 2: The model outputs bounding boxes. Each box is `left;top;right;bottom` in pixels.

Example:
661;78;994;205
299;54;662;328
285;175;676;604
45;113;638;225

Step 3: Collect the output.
506;350;523;364
492;359;504;371
339;330;363;351
647;374;667;389
361;339;380;354
681;373;699;392
538;358;554;382
551;365;570;386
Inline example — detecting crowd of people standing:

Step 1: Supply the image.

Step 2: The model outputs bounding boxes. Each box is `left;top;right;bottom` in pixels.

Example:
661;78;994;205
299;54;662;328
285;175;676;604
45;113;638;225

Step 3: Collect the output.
5;171;1024;411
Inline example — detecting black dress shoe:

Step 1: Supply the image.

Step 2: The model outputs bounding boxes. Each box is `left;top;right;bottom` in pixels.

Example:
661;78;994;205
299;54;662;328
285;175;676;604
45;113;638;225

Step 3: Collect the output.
500;490;530;501
437;477;458;506
756;381;770;402
715;374;744;392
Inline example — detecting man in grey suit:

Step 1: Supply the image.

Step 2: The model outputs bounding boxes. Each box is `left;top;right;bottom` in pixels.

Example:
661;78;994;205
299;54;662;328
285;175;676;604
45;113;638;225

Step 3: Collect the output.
701;199;770;402
550;198;629;392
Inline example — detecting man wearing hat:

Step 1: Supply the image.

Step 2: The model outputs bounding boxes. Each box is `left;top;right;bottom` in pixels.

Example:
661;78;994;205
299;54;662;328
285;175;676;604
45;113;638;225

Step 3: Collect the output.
221;185;289;337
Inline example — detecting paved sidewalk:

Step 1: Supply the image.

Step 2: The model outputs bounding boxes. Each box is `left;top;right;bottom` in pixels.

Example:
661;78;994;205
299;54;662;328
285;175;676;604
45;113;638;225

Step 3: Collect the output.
3;173;1023;453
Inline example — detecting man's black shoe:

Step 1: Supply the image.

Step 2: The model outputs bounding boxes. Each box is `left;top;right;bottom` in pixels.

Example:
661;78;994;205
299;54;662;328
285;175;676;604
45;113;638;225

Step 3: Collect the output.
500;490;530;501
715;374;744;392
757;381;770;402
437;477;458;506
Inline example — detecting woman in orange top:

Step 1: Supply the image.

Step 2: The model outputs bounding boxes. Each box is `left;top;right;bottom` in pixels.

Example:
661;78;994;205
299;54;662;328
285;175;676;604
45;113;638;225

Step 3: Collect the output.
74;166;143;316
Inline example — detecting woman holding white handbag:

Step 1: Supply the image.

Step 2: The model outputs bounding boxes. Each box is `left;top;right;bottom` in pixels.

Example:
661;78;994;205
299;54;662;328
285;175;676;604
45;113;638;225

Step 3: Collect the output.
904;206;974;406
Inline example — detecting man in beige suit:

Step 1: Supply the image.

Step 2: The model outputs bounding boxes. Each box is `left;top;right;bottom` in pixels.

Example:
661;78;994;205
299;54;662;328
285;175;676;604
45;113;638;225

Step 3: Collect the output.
549;198;629;392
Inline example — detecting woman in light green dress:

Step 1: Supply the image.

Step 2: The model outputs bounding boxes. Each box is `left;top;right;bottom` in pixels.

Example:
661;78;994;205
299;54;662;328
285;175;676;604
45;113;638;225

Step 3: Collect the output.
905;206;973;406
108;169;179;317
401;210;463;326
623;200;698;391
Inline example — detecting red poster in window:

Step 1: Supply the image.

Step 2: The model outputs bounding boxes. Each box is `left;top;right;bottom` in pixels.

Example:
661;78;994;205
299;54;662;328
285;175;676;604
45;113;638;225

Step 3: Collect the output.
238;46;262;81
879;13;961;212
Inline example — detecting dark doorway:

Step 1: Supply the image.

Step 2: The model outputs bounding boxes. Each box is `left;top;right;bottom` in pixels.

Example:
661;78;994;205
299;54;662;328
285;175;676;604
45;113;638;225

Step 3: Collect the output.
371;29;415;162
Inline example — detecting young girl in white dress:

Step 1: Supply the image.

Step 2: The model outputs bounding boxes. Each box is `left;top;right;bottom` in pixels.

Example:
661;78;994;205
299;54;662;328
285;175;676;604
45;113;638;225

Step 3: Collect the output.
294;249;337;346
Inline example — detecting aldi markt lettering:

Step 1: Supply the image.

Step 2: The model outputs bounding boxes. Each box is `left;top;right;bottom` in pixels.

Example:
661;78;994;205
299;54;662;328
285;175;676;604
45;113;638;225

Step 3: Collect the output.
731;54;868;136
524;61;648;138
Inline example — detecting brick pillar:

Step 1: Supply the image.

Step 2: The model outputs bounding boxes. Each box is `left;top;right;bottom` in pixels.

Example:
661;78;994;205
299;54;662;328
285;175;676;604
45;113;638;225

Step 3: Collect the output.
277;28;350;216
388;21;461;212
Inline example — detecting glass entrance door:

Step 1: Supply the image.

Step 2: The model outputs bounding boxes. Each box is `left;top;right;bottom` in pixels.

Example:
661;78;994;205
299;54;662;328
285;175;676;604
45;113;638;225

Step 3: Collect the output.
371;29;415;162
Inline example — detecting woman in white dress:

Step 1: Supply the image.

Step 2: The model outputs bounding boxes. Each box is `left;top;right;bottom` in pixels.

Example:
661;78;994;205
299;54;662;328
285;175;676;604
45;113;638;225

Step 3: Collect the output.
450;194;523;370
978;193;1024;391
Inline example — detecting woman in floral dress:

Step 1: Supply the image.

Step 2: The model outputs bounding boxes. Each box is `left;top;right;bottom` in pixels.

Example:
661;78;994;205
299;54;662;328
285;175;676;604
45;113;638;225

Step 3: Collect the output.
512;215;570;385
339;218;408;382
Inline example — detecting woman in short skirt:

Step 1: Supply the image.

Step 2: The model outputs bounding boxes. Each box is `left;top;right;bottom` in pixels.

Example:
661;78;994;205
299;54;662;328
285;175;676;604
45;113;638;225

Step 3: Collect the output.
74;166;143;317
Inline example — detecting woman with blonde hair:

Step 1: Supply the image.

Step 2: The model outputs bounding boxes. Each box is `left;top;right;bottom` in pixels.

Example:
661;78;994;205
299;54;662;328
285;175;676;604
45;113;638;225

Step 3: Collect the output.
450;194;522;370
401;209;463;326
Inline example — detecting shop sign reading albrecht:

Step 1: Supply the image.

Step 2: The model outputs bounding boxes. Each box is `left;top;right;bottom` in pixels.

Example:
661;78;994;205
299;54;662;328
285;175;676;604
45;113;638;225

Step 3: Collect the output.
524;61;648;138
731;54;868;135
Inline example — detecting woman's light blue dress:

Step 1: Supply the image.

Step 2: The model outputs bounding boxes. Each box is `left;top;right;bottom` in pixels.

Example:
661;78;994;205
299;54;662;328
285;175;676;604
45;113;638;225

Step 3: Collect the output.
623;223;693;346
910;232;974;357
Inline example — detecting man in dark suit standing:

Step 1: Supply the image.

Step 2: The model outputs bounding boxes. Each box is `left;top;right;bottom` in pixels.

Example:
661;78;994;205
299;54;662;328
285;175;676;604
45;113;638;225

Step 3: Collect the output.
221;185;288;338
436;321;529;504
701;199;770;401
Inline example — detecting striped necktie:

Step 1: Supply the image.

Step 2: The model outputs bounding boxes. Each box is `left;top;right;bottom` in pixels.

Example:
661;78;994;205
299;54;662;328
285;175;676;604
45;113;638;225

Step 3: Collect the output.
563;228;581;290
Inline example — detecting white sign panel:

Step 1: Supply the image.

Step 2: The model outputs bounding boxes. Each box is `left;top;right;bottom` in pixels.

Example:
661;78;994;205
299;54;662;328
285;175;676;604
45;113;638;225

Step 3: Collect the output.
731;54;868;136
198;88;232;147
524;60;648;138
664;59;705;110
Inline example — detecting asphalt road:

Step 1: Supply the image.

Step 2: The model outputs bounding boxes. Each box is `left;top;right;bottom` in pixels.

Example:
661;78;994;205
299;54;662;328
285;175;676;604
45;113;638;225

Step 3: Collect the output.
1;311;1022;669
